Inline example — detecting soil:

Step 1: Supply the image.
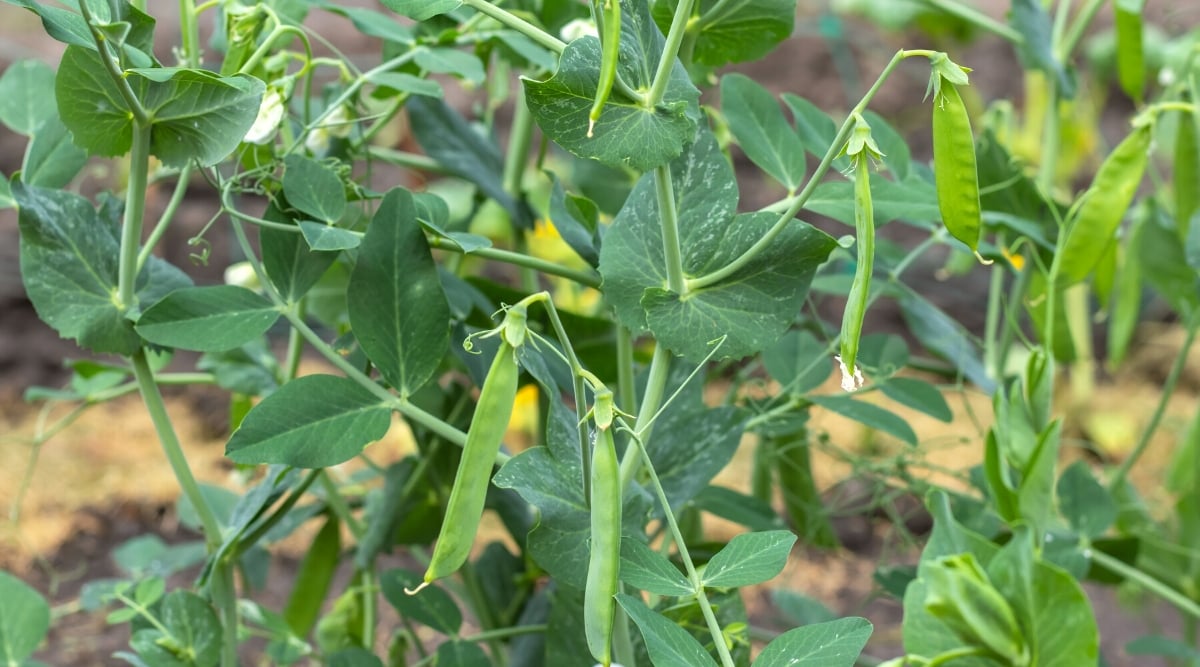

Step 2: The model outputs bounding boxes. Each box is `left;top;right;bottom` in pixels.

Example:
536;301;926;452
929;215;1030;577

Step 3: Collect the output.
2;2;1198;666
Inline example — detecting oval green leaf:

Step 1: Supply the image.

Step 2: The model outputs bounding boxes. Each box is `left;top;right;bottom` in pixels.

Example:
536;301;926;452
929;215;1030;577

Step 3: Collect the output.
754;617;872;667
701;530;796;589
136;285;279;352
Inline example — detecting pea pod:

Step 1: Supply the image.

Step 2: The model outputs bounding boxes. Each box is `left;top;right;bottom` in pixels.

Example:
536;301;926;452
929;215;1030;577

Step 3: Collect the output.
932;79;983;253
1058;123;1152;286
584;388;621;666
421;341;519;584
1175;108;1199;237
839;147;875;387
588;0;621;138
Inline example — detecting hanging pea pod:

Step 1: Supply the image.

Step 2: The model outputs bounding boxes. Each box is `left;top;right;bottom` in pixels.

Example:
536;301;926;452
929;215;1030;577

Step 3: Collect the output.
1175;107;1199;238
588;0;621;138
584;386;621;666
931;75;983;255
416;308;527;587
838;114;881;387
1058;122;1153;286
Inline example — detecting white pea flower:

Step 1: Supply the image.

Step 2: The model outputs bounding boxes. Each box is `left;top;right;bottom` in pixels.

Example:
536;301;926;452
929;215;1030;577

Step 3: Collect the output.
224;261;261;291
243;88;285;145
835;354;865;392
561;17;599;42
1158;66;1176;88
305;105;353;155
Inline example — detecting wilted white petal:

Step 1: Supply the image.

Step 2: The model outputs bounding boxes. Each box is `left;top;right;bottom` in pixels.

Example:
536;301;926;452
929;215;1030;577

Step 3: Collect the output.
561;17;598;42
243;89;284;145
836;355;865;392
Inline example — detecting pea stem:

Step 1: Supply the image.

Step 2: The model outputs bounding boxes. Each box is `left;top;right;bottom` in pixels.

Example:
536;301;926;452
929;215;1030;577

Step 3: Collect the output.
459;0;566;54
626;427;737;667
137;166;193;274
647;0;695;107
917;0;1024;44
118;125;151;312
1090;549;1200;620
1060;0;1107;62
656;165;688;295
690;49;919;291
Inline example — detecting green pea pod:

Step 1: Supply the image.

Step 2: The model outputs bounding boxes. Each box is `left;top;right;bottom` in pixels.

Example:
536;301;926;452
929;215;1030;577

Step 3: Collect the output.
932;81;983;253
588;0;621;138
584;400;621;666
422;342;519;583
839;152;874;384
1058;123;1152;286
924;553;1030;665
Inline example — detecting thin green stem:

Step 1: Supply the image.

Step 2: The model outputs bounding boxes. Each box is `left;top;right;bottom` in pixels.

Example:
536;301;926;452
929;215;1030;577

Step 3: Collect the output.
926;646;990;667
130;350;222;543
1037;80;1061;189
1090;549;1200;620
366;146;448;172
1109;316;1199;489
361;567;378;651
179;0;201;67
983;245;1006;380
618;344;672;490
319;471;364;539
459;0;565;53
138;165;192;273
503;92;534;197
655;165;686;294
427;235;603;288
690;49;918;290
118;126;151;311
918;0;1023;43
615;327;637;414
628;429;735;667
211;564;239;667
647;0;695;106
1060;0;1107;62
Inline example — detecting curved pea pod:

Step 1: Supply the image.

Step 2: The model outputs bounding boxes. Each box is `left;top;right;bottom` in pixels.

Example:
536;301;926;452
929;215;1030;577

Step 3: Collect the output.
421;342;519;584
838;152;875;384
584;418;621;666
588;0;621;138
924;553;1030;665
932;81;983;253
1058;123;1152;286
1175;108;1199;238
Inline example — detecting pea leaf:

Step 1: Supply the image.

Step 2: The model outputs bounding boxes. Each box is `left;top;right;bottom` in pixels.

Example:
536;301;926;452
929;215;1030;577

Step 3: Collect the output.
136;286;279;352
158;591;223;667
435;641;492;667
1057;461;1116;539
494;399;650;589
525;0;700;172
693;486;787;532
348;187;450;397
897;289;994;393
260;205;340;302
329;648;385;667
23;115;89;188
880;377;953;422
414;47;485;85
4;0;157;65
620;540;694;596
754;617;872;667
283;155;346;224
782;93;840;161
805;173;940;228
647;406;746;508
312;1;415;44
616;593;720;667
599;129;836;361
0;571;50;665
546;170;601;267
0;59;56;134
701;530;796;588
225;374;392;467
298;221;362;251
407;96;534;229
380;569;463;635
367;71;442;98
14;183;191;355
809;395;918;446
653;0;794;67
721;74;807;191
763;330;832;395
862;110;911;181
380;0;461;20
56;46;265;167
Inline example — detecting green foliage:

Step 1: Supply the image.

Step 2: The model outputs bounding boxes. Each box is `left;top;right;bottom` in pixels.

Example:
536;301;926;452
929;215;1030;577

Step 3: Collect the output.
7;0;1200;665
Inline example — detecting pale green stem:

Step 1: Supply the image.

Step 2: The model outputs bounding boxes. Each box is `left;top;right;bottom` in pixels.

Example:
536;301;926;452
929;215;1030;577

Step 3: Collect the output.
137;165;192;273
983;245;1006;380
1109;315;1199;489
1090;549;1200;620
615;327;637;414
647;0;695;106
630;431;736;667
130;351;221;541
210;564;239;667
118;126;151;311
690;49;920;290
655;165;687;294
426;236;603;288
618;344;672;490
361;567;377;651
502;92;534;196
459;0;565;53
1064;283;1095;404
918;0;1023;43
1060;0;1107;62
179;0;201;67
366;146;447;172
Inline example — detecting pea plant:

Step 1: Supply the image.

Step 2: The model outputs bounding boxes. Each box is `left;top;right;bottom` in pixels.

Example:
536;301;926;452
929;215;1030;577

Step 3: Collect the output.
1;0;1198;666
